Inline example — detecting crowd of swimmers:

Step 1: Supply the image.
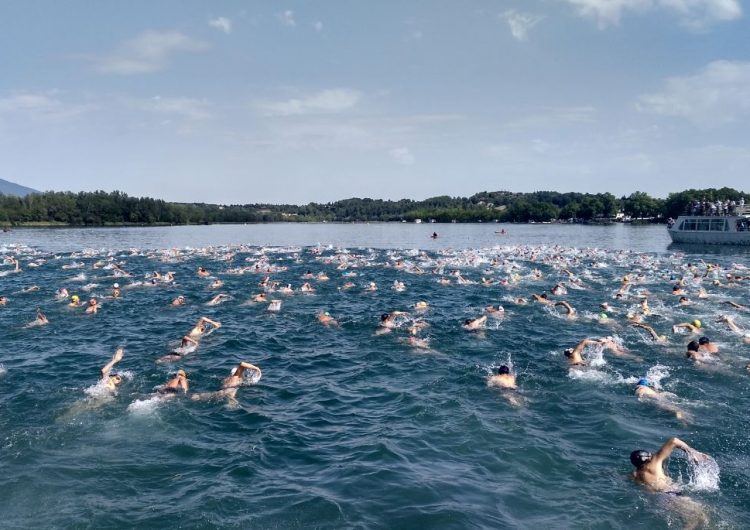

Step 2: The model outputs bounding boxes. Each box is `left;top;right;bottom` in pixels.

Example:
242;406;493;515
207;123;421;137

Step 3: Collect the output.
2;242;748;525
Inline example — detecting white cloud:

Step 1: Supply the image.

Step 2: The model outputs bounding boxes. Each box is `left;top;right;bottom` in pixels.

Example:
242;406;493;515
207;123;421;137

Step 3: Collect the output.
390;147;415;165
133;96;212;120
209;17;232;34
0;91;95;121
637;60;750;124
564;0;741;28
258;89;362;116
501;10;543;41
279;10;296;27
94;31;209;75
313;20;323;32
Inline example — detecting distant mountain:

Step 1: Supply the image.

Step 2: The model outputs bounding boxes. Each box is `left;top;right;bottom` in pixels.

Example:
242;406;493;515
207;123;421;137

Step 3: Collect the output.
0;178;39;197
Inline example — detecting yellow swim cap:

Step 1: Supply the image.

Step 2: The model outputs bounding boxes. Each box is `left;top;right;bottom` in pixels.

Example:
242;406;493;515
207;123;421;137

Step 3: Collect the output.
692;320;701;328
177;369;187;377
71;295;79;301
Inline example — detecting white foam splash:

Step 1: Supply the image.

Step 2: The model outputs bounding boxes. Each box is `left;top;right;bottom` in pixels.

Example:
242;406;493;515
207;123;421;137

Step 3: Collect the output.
127;396;163;415
686;454;720;492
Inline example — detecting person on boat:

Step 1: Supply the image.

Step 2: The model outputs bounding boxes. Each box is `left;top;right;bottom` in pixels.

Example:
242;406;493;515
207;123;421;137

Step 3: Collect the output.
100;348;125;391
188;316;221;338
630;437;709;492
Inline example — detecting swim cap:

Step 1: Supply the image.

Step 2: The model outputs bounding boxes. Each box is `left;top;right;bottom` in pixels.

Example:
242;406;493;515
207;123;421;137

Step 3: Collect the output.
563;348;573;358
692;320;701;328
630;450;652;468
599;313;608;320
687;340;700;352
497;365;510;375
381;313;389;321
177;370;187;377
71;295;79;301
698;336;709;345
637;378;649;387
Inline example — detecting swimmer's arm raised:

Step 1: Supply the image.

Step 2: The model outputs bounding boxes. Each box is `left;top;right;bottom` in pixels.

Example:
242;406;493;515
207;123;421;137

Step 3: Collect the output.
101;348;124;377
651;437;690;468
201;317;221;328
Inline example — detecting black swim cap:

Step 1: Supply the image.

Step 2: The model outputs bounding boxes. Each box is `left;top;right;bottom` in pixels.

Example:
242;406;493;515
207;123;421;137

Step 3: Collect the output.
687;340;700;352
698;336;709;345
497;365;510;375
464;319;472;325
563;348;573;358
381;313;389;321
630;450;652;468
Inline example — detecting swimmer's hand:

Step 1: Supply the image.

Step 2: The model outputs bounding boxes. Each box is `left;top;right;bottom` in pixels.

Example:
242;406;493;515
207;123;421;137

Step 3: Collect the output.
113;348;124;362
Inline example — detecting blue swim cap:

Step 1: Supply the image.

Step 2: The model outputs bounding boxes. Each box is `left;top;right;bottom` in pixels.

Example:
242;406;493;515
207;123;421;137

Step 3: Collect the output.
637;378;649;387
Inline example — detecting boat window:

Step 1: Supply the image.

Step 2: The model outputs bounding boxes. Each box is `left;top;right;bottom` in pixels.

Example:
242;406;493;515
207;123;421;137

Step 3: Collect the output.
710;219;726;231
738;220;749;232
678;220;685;230
697;219;710;231
683;219;696;231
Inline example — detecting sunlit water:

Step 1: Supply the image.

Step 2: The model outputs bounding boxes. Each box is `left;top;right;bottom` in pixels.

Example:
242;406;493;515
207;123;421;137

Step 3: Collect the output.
1;224;749;529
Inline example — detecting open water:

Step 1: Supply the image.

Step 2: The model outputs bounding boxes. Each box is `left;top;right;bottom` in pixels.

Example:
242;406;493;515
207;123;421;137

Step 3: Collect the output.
1;223;749;529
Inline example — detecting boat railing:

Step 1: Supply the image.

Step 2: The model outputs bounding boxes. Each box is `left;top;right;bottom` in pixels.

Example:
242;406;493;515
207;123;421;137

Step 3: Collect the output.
683;205;749;217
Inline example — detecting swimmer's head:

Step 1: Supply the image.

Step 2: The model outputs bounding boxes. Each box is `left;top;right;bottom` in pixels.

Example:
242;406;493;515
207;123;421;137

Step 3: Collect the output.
599;313;608;320
464;319;473;325
672;285;680;292
630;450;652;468
687;340;700;353
109;374;123;385
692;320;701;328
563;348;574;358
698;336;710;345
71;295;79;302
113;283;119;288
637;378;649;387
497;365;510;375
176;369;187;378
381;313;390;322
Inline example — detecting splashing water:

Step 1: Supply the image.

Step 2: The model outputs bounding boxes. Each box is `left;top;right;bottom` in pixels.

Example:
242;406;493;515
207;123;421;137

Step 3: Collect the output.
687;453;721;492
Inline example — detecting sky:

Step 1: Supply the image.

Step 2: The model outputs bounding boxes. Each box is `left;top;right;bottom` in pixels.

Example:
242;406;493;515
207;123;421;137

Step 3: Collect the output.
1;0;749;204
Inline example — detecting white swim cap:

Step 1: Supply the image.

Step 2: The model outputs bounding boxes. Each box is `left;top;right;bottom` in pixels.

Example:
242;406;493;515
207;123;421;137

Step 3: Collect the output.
113;283;119;288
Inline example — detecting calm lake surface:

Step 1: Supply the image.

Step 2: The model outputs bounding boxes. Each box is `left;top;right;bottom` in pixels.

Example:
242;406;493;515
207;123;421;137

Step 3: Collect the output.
1;223;749;529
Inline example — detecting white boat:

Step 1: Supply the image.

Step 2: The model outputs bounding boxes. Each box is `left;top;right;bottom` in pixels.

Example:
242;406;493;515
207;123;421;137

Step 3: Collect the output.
667;207;750;245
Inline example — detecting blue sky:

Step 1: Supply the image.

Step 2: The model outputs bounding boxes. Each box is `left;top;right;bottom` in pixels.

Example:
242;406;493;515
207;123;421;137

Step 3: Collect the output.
1;0;748;204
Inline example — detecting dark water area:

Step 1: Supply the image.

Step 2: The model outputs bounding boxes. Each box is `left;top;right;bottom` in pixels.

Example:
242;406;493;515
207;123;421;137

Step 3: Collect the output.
1;224;749;529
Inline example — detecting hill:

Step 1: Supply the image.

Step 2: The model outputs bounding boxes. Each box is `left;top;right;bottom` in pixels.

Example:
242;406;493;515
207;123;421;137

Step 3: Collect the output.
0;178;39;197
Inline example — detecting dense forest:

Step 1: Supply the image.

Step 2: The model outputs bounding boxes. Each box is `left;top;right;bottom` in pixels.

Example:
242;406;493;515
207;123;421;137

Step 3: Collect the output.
0;187;747;226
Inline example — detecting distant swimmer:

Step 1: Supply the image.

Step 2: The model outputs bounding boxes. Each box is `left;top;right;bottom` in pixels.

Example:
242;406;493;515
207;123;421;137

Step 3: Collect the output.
300;282;316;293
634;378;688;421
431;232;438;239
672;320;701;334
376;311;408;335
463;315;487;331
722;300;747;311
317;311;338;326
414;301;429;311
715;315;750;343
632;322;667;343
630;437;710;492
157;336;199;364
207;293;231;306
364;282;378;292
484;305;504;317
563;338;602;365
487;365;517;389
171;295;186;306
554;300;576;319
698;336;719;354
85;298;99;314
189;316;221;338
28;308;49;327
532;293;551;304
111;283;121;298
157;370;189;396
209;279;224;289
191;361;262;403
197;267;210;278
0;295;7;305
100;348;125;391
251;293;268;303
68;295;81;307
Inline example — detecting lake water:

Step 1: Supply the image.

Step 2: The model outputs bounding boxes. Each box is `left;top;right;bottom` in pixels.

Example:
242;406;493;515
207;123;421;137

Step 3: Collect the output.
1;223;749;529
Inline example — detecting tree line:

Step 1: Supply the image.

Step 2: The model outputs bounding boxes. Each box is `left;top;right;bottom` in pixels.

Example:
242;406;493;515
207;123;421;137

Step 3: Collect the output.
0;187;747;226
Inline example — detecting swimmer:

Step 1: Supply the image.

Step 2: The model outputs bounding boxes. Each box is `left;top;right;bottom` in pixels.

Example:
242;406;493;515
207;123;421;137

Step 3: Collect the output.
563;338;601;365
630;437;710;492
157;370;189;396
189;316;221;338
251;292;268;303
698;336;719;354
29;308;49;327
209;279;224;289
672;320;701;334
376;311;408;334
554;300;576;319
56;288;69;300
157;336;198;364
100;348;125;391
487;365;517;389
532;293;551;304
191;362;261;402
722;300;747;311
671;285;685;296
414;301;429;311
85;298;98;314
463;315;487;331
171;295;186;306
267;299;282;312
197;267;210;278
111;283;121;298
364;282;378;292
68;295;81;307
632;322;667;343
279;284;294;294
685;340;708;362
484;305;505;317
300;282;316;293
317;311;338;326
207;293;231;306
0;295;7;305
678;296;691;306
634;378;688;421
715;315;750;343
